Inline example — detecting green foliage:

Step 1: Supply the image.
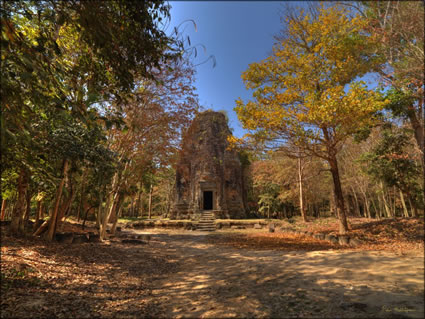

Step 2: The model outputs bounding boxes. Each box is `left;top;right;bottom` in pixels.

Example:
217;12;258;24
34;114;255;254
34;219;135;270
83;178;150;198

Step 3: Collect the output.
361;126;423;206
384;88;417;119
1;0;199;232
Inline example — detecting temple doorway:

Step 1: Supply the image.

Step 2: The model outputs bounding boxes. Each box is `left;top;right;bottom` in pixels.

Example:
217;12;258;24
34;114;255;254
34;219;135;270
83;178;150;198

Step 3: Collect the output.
203;191;213;210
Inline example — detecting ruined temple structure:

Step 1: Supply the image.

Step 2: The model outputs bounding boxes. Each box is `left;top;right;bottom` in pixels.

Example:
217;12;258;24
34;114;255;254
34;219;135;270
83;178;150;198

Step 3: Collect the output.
169;111;247;220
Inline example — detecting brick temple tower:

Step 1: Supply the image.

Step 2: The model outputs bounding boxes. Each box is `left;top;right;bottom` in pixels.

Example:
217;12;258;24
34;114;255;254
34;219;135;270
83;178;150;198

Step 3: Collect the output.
169;111;247;220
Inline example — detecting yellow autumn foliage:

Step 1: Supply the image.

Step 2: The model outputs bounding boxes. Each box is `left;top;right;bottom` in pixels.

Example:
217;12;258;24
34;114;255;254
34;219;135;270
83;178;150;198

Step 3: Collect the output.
235;3;388;156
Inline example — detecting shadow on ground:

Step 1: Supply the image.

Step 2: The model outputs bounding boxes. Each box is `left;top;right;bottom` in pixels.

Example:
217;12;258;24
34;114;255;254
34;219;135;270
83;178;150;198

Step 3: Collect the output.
1;228;424;318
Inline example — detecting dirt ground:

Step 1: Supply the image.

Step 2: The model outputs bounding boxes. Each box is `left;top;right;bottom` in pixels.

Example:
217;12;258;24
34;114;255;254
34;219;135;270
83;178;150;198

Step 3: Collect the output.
1;226;424;318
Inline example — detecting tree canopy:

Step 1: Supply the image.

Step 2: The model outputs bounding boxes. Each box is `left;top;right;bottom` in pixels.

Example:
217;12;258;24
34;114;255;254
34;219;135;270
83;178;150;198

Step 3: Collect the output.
235;3;389;233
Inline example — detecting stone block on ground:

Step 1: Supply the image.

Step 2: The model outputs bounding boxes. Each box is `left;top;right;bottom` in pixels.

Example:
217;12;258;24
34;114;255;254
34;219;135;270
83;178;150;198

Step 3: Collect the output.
121;239;147;245
349;238;362;247
314;233;325;240
329;237;339;244
338;235;350;245
88;233;101;242
325;234;337;242
73;234;89;244
339;302;368;311
254;223;262;229
268;222;275;233
55;232;74;243
136;234;151;241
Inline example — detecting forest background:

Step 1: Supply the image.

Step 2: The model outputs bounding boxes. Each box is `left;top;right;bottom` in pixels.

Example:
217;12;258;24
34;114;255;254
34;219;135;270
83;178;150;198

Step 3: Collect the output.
1;1;423;240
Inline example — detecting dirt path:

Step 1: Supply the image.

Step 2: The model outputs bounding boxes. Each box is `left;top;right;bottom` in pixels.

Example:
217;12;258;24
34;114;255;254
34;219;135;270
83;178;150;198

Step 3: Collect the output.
136;229;424;318
2;227;423;318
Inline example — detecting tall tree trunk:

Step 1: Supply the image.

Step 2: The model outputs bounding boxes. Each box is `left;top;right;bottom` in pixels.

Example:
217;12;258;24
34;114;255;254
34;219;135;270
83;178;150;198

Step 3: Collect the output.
11;168;29;234
399;189;409;218
47;159;69;241
391;186;396;217
82;205;94;230
101;191;119;240
407;196;418;218
406;101;424;171
298;157;307;222
132;194;138;217
96;199;102;228
377;195;383;219
111;194;124;235
99;162;126;240
130;195;135;217
380;182;392;218
77;168;88;222
135;190;142;218
96;182;105;229
23;189;32;225
328;154;348;234
361;191;371;219
369;197;377;219
40;201;45;219
34;200;42;231
108;192;121;223
8;193;17;221
1;199;7;221
350;186;361;217
329;193;336;217
141;192;145;218
148;184;153;219
58;184;76;230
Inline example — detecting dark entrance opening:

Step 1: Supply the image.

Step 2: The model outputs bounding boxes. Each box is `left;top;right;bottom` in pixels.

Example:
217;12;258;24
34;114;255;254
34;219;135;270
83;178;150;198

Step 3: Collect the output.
203;191;213;210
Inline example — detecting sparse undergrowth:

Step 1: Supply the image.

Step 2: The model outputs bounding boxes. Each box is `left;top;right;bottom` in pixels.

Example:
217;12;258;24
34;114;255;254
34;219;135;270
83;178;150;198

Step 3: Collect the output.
1;217;423;318
0;224;177;318
210;217;424;255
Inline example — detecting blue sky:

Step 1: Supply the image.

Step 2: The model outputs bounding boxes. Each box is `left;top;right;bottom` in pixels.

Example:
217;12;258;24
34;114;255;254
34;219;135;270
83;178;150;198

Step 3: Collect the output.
169;1;286;137
168;1;380;138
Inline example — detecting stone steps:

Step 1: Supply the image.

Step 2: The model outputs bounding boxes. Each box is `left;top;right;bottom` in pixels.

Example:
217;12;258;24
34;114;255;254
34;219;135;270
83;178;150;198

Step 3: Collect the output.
197;211;216;231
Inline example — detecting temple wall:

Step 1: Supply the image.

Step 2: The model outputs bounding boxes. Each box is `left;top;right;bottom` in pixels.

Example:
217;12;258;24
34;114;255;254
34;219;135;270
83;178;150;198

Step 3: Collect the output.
169;111;247;220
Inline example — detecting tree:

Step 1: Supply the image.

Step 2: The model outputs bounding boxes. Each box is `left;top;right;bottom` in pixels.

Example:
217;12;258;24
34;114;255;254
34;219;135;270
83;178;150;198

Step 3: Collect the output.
361;125;423;217
1;0;185;237
357;1;424;168
235;3;388;234
96;55;199;237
